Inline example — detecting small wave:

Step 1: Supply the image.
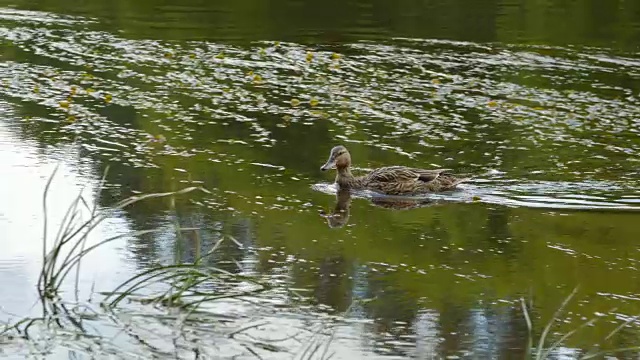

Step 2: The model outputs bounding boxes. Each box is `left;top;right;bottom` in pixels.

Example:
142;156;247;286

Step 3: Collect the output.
0;8;87;25
312;181;640;212
468;180;640;211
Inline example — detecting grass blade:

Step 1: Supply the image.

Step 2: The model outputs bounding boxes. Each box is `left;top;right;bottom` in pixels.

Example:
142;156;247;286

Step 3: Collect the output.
536;286;579;360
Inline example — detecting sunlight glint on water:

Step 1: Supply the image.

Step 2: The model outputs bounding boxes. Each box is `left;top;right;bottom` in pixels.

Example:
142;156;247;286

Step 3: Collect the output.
0;119;132;321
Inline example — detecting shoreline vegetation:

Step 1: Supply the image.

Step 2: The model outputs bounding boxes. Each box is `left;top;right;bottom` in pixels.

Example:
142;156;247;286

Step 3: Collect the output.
0;167;343;359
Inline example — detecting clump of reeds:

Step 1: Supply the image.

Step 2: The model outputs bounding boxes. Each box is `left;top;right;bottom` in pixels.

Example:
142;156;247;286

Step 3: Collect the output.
0;165;282;357
1;165;206;340
521;286;640;359
102;235;271;309
38;165;204;302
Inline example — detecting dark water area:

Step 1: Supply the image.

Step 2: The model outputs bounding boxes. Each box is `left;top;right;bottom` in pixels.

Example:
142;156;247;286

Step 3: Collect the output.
7;0;640;50
1;0;640;358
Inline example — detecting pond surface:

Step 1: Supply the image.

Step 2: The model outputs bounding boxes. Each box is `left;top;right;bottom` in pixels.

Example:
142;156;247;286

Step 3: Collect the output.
1;0;640;358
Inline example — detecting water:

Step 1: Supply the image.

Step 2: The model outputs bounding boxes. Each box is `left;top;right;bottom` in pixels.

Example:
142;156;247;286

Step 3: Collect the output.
1;0;640;358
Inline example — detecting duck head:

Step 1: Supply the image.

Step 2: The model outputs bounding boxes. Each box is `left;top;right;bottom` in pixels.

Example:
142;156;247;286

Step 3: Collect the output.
320;145;351;171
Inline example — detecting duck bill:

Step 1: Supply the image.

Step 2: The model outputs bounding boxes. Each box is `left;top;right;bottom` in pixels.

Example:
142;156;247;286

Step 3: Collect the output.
320;159;336;171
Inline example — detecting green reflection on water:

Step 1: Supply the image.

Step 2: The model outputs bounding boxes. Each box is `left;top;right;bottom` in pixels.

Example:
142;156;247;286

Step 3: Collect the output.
2;0;640;48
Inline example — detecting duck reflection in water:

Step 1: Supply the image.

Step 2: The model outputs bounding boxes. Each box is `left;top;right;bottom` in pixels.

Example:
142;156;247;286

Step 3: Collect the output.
320;189;352;228
320;189;437;228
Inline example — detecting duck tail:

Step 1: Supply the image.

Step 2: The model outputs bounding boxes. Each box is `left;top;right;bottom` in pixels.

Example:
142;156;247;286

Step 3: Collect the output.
451;176;472;188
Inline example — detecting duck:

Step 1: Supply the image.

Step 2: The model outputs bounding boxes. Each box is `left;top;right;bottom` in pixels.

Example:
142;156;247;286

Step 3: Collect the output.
320;145;468;195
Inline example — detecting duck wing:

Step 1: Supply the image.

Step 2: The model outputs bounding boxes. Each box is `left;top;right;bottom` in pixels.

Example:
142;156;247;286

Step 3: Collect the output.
413;168;453;183
366;166;452;183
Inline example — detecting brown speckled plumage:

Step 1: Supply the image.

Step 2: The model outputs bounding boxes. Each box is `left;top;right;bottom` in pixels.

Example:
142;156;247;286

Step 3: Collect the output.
320;145;468;195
